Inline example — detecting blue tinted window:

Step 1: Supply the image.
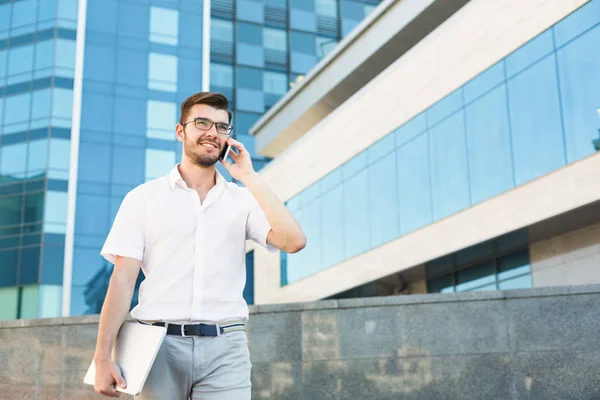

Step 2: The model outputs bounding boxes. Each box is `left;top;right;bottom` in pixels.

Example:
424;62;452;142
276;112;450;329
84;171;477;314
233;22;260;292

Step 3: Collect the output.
8;44;34;84
427;88;463;126
237;43;264;68
58;0;78;21
290;31;316;53
554;0;600;47
19;246;41;285
111;146;145;185
147;100;176;140
429;111;470;220
49;138;71;171
148;53;178;92
114;97;146;136
237;133;256;156
0;249;18;287
507;55;565;185
285;209;305;283
290;10;317;32
236;88;264;113
321;184;344;268
316;0;338;17
75;195;109;235
150;6;179;45
41;246;64;285
55;39;76;78
145;149;175;181
396;134;432;234
343;169;370;258
465;85;514;203
463;61;505;104
11;0;36;33
291;0;315;11
81;92;114;133
505;30;554;78
368;152;399;248
263;71;287;94
72;247;105;286
78;142;111;183
52;88;74;120
1;142;27;176
27;139;49;172
556;24;600;163
117;3;148;39
84;44;116;82
86;0;118;34
117;49;148;87
299;198;322;278
31;88;51;122
342;150;366;178
264;28;287;51
237;66;262;90
211;18;233;42
23;193;44;223
237;0;264;24
395;113;426;147
0;4;11;38
233;112;261;137
38;0;56;22
367;132;395;163
210;63;234;87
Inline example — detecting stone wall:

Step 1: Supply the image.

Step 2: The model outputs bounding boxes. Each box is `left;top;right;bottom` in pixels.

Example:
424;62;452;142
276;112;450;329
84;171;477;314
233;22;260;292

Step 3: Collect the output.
531;221;600;287
1;285;600;399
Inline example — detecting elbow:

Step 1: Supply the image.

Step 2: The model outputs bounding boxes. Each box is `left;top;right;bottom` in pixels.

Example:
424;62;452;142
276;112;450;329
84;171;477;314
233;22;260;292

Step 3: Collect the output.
286;234;306;254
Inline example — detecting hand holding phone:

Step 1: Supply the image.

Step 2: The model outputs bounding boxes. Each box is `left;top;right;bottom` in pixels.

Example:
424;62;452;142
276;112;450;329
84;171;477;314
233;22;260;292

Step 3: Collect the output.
219;143;232;161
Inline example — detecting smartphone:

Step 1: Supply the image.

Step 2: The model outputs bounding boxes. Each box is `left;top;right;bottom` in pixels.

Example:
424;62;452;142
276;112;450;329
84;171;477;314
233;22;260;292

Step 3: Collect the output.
219;143;232;161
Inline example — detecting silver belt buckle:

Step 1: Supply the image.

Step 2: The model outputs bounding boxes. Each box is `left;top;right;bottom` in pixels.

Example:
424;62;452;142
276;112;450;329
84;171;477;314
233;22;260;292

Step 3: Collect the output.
181;324;188;337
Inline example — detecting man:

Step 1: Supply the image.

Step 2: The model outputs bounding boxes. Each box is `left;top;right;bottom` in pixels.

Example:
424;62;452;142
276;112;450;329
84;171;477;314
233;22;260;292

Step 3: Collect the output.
93;92;306;399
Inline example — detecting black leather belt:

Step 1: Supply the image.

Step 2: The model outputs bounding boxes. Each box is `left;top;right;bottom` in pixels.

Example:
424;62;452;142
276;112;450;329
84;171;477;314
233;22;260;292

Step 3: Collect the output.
149;321;246;337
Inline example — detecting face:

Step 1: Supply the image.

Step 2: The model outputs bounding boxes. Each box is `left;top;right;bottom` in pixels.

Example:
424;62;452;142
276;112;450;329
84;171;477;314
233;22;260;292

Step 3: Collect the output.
176;104;230;168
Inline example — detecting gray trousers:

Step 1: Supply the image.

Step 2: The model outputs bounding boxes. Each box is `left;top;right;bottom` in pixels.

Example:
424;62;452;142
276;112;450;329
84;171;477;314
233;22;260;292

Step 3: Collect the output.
136;330;252;399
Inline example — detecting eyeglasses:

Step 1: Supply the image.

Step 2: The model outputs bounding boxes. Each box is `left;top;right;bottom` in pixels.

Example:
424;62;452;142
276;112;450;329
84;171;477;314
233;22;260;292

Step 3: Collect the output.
182;117;233;136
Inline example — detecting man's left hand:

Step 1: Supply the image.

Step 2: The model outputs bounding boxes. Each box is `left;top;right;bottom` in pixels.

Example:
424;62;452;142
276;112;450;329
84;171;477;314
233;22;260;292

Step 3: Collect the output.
220;138;257;182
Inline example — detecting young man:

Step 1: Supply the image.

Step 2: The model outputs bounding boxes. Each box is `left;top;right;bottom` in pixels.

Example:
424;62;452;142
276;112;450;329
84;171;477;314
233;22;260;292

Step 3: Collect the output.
93;92;306;399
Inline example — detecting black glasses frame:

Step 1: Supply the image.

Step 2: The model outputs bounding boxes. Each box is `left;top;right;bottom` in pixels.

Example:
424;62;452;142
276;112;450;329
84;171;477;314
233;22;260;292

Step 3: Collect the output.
182;117;233;136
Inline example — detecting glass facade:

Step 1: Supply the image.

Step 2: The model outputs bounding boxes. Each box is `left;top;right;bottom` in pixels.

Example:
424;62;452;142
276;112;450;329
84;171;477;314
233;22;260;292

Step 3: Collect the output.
282;0;600;285
0;0;382;320
0;0;77;320
209;0;382;171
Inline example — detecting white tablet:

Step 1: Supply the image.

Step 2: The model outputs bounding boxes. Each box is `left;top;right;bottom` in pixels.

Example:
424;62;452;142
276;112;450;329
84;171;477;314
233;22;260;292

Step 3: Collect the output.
83;322;167;396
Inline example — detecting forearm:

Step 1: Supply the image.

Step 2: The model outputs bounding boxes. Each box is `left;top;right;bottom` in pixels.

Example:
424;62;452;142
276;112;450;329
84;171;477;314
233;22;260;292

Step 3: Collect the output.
93;269;137;362
241;172;306;252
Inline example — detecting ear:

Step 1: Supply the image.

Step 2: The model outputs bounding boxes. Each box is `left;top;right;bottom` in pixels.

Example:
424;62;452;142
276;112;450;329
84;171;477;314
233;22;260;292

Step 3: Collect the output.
175;124;185;143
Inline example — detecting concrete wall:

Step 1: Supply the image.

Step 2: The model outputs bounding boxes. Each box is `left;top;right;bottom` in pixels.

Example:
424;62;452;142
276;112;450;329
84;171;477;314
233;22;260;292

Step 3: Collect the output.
2;285;600;399
531;222;600;287
252;0;594;304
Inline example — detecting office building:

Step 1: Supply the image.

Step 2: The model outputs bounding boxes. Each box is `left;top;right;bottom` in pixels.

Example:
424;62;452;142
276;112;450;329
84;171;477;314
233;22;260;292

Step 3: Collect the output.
0;0;382;320
250;0;600;303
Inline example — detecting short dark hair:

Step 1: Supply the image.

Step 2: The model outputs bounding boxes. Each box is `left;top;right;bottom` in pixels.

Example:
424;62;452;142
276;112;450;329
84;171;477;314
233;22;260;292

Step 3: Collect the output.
179;92;232;124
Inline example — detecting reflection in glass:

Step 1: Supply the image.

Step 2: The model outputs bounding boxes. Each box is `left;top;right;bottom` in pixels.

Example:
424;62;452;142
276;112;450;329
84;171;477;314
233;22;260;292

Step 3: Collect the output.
148;53;178;92
1;143;28;177
147;100;177;140
145;149;176;181
150;7;179;45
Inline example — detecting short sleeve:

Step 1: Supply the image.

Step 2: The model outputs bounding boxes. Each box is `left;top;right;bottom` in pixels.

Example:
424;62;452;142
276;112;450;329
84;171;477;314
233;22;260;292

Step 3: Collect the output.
100;188;145;264
245;190;277;253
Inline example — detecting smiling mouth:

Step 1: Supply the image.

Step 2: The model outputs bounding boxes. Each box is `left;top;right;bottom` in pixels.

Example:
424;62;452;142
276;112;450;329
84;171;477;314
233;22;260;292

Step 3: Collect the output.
199;142;218;149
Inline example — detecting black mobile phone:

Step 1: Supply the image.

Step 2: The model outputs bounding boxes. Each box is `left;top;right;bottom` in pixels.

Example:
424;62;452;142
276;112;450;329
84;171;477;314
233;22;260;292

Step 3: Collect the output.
219;144;232;161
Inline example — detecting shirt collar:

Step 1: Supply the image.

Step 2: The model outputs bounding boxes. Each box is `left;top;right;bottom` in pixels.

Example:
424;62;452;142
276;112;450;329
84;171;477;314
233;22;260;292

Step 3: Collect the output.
168;164;228;191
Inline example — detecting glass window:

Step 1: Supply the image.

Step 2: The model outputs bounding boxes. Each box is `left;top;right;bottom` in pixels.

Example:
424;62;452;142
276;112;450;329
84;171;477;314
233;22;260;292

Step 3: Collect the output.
0;249;19;287
463;61;504;104
290;31;316;53
396;134;432;235
428;275;454;294
41;246;64;285
39;285;62;318
0;287;18;320
34;40;54;79
237;0;264;24
285;209;305;283
264;28;287;51
237;66;262;90
507;55;565;185
81;92;114;133
111;146;145;185
148;53;178;92
58;0;78;21
211;19;233;42
557;24;600;164
233;112;261;137
83;44;116;82
117;49;149;88
44;191;68;233
343;169;370;259
429;111;470;220
298;198;322;278
52;88;74;122
341;0;364;36
0;195;22;229
465;85;514;204
553;0;600;48
290;9;317;32
145;149;175;181
49;138;71;171
236;88;264;113
237;22;263;45
20;286;39;319
505;30;554;78
75;194;109;236
72;247;104;285
320;184;344;268
8;44;34;84
291;52;317;74
368;152;399;248
455;261;496;292
210;63;234;88
1;142;28;177
316;0;338;17
150;6;179;45
320;168;342;193
0;49;6;85
19;246;41;285
0;4;11;39
55;39;76;78
38;0;57;22
23;193;44;224
427;88;463;126
86;0;117;35
27;139;49;173
78;142;111;183
11;0;36;35
395;113;427;147
31;89;51;127
237;43;264;68
147;100;176;140
367;132;395;163
342;150;366;179
114;96;146;137
263;71;288;94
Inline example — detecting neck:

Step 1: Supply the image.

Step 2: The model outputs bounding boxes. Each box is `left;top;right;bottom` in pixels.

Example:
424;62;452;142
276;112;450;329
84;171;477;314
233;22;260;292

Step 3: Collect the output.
178;158;217;192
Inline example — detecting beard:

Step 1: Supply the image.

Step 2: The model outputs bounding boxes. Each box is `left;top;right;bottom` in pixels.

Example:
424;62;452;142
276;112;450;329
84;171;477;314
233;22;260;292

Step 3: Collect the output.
183;133;221;167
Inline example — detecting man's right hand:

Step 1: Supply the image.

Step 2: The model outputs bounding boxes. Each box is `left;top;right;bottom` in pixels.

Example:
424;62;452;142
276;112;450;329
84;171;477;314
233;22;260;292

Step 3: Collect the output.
94;359;127;398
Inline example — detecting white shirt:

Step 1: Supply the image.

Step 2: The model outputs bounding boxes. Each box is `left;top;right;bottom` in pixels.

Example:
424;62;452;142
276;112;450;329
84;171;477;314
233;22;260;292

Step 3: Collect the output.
100;165;276;322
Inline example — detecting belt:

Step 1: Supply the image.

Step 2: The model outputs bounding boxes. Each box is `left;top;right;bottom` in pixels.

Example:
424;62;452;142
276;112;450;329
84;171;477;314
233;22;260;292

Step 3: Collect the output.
146;320;246;337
